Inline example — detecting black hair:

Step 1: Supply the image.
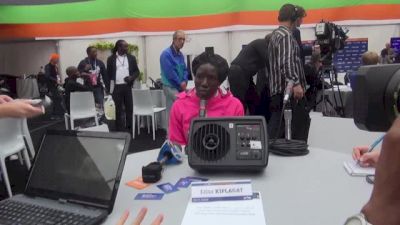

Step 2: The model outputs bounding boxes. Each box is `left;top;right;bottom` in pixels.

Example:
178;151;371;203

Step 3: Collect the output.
278;4;298;22
112;40;126;55
86;46;97;55
192;52;229;84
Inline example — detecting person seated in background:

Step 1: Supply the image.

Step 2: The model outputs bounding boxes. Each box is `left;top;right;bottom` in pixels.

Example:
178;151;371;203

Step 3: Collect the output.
0;95;43;118
116;207;163;225
346;51;379;89
304;52;322;108
64;66;93;114
347;117;400;225
168;52;244;145
380;43;395;64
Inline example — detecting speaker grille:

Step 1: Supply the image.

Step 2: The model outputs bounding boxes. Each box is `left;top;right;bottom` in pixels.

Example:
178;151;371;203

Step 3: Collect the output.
192;123;230;161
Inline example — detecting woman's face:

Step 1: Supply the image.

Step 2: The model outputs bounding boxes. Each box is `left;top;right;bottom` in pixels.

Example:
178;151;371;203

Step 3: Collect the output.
195;63;219;100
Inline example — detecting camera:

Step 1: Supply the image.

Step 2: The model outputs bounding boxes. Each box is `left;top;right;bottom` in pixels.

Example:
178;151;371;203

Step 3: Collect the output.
315;21;349;65
353;64;400;132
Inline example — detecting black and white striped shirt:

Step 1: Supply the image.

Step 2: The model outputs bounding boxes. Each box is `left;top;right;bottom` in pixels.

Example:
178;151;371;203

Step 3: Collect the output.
267;25;306;96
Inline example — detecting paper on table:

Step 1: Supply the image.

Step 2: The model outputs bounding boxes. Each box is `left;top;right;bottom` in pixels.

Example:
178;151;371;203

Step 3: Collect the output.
343;161;375;176
180;192;266;225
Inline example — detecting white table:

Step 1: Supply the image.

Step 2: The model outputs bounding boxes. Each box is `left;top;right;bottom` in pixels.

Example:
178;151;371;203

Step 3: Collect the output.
103;148;372;225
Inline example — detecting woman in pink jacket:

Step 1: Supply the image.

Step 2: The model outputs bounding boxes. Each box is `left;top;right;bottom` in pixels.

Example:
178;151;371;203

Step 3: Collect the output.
168;52;244;145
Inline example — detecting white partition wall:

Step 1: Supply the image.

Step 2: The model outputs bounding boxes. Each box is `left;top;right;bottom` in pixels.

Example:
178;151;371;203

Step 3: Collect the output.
0;40;57;76
58;37;145;80
0;23;398;81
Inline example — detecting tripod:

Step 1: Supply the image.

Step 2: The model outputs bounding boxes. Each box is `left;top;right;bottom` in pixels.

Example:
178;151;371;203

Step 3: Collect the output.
313;65;345;117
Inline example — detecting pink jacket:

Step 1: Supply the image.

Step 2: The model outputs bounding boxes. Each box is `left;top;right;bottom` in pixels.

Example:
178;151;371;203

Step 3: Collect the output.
169;88;244;145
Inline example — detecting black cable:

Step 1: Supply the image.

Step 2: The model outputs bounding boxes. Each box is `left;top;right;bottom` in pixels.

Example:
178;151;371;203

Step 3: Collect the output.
268;99;309;156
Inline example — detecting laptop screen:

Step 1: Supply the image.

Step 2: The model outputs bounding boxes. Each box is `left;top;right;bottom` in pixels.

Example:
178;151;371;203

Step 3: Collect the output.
25;131;130;211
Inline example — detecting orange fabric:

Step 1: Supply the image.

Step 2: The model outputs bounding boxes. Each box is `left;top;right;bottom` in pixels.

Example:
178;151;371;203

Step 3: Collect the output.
49;53;60;60
0;4;399;39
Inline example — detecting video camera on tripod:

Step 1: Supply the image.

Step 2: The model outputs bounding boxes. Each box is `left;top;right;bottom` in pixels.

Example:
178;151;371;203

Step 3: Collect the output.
315;20;349;65
313;21;349;117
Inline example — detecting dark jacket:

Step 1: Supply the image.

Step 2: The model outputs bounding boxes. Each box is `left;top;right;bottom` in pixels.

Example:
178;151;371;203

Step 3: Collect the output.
293;28;313;65
107;54;140;91
78;57;109;91
64;77;93;113
44;63;58;86
231;38;268;75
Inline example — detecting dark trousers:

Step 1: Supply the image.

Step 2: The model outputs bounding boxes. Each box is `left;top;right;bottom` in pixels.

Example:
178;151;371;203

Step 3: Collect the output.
48;84;65;116
93;86;104;108
112;84;133;131
268;94;311;142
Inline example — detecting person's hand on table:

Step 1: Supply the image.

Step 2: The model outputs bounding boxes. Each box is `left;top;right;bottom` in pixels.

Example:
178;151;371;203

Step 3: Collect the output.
352;146;380;167
116;207;163;225
0;95;13;104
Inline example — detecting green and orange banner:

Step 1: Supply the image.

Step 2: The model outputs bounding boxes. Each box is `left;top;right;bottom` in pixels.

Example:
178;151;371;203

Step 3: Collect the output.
0;0;399;39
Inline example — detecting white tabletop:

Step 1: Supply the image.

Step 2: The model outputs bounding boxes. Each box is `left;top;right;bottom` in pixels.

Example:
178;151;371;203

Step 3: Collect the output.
103;148;372;225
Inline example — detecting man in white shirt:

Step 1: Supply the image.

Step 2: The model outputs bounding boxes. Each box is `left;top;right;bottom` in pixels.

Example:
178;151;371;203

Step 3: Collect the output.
107;40;140;132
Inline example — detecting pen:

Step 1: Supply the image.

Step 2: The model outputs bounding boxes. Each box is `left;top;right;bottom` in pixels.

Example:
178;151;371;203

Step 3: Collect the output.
357;134;385;165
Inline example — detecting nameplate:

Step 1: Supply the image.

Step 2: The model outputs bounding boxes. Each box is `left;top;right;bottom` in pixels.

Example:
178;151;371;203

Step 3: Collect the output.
191;180;253;202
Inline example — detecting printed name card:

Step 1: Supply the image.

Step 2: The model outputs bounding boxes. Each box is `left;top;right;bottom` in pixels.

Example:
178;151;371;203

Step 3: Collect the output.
191;180;253;202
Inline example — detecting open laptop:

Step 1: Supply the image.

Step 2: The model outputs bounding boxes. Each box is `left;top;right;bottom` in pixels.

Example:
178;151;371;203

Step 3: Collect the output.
0;130;131;225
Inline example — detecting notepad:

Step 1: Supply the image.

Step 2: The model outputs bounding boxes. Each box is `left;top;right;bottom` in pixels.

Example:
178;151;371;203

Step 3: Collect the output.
343;161;375;176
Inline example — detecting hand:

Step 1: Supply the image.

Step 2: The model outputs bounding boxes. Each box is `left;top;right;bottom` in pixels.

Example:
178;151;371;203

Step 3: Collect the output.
180;82;187;92
124;76;135;84
292;84;304;100
0;100;44;118
116;208;163;225
0;95;13;104
352;146;381;167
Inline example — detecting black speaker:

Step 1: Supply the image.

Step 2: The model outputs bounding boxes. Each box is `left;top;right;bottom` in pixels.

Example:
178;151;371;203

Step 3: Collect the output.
188;116;268;172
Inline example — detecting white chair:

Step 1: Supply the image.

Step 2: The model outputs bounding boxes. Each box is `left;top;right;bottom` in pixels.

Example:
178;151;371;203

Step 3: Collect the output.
132;89;166;140
0;118;31;197
68;92;99;130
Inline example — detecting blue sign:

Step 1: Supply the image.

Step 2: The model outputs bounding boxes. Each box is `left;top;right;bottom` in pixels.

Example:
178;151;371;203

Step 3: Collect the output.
333;39;368;73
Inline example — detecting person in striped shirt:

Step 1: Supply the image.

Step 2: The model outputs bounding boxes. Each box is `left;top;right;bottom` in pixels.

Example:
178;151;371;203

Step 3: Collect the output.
267;4;309;141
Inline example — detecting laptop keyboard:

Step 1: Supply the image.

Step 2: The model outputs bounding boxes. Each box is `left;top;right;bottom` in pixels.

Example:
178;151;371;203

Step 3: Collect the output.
0;200;96;225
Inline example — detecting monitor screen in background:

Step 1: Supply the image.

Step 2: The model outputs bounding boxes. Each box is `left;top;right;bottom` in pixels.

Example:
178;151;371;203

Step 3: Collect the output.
28;134;125;203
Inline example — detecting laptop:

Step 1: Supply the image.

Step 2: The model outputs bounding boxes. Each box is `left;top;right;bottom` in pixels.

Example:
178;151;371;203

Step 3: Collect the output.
0;130;131;225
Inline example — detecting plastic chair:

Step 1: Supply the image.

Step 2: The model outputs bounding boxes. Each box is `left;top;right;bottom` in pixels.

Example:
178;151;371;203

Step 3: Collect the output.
0;118;31;197
68;92;99;130
132;89;166;140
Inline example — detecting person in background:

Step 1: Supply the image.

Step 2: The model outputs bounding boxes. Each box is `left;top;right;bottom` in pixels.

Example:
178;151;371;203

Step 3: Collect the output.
160;30;188;129
169;52;244;145
267;4;308;141
0;95;43;118
345;117;400;225
64;66;93;114
380;43;395;64
304;52;322;108
107;40;140;132
78;46;108;110
346;51;379;89
116;207;163;225
228;36;270;116
44;53;65;119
